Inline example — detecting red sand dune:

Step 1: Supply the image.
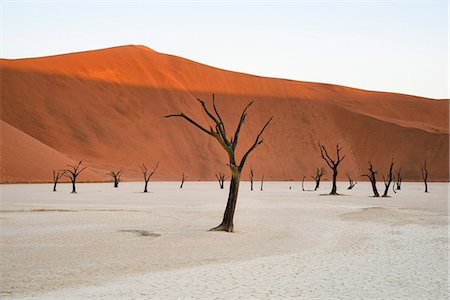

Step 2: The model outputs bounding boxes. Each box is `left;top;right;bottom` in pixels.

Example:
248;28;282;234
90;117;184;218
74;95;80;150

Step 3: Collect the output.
1;45;448;182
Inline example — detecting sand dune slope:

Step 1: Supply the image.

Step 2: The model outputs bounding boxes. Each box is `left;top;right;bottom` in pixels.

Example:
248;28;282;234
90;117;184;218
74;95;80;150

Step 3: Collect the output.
1;45;448;182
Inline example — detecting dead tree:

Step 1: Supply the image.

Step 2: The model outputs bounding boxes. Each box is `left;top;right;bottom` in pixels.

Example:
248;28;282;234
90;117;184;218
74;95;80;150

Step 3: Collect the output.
395;168;402;190
52;170;65;192
362;162;379;197
215;172;227;189
63;160;87;193
347;174;357;190
249;167;254;191
180;173;187;188
382;160;394;197
421;160;429;193
165;95;272;232
261;174;265;191
311;168;326;191
140;162;159;193
318;143;345;195
108;169;123;188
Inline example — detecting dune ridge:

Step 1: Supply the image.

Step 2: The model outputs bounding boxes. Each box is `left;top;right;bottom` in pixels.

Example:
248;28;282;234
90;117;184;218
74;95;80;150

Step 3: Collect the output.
1;45;448;182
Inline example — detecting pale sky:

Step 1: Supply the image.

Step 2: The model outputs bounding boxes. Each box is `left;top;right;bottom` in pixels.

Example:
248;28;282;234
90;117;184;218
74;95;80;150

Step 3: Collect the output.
1;0;448;99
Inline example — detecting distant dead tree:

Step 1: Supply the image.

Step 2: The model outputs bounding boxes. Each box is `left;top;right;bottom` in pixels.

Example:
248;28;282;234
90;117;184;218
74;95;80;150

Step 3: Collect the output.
318;143;345;195
312;168;326;191
249;167;254;191
180;173;187;188
421;160;429;193
108;169;123;188
63;160;87;193
362;162;379;197
395;168;402;190
261;174;265;191
166;95;272;232
347;174;357;190
52;170;65;192
140;162;159;193
215;172;227;189
382;160;394;197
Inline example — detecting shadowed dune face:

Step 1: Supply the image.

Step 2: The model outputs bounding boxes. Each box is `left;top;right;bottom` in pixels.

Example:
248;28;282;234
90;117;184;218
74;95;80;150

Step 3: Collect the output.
1;45;448;182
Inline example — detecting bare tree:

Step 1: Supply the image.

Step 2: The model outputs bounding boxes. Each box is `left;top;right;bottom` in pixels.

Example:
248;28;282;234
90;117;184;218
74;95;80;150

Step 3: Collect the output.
165;95;272;232
362;162;379;197
63;160;87;193
260;174;265;191
215;172;227;189
318;143;345;195
311;168;326;191
180;173;187;188
347;174;357;190
421;160;429;193
108;169;123;188
140;162;159;193
52;170;65;192
382;160;394;197
395;168;402;190
249;167;254;191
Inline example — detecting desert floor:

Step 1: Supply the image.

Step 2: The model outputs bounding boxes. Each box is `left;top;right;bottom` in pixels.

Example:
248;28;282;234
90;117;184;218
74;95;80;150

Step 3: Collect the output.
0;181;448;299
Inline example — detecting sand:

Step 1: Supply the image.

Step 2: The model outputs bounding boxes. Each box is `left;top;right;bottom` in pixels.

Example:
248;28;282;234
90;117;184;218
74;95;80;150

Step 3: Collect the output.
1;45;448;182
0;181;447;299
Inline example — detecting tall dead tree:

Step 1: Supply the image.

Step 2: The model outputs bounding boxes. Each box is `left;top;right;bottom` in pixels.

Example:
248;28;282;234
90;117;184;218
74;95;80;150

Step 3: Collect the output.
166;95;272;232
382;160;394;197
180;173;187;188
140;162;159;193
395;168;402;190
249;167;254;191
260;174;265;191
318;143;345;195
63;160;87;193
421;160;429;193
347;174;357;190
312;168;326;191
52;170;65;192
362;162;379;197
108;169;123;188
215;172;227;189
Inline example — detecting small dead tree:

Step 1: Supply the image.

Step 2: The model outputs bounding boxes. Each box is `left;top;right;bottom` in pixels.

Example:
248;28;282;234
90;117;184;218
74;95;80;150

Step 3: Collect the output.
362;162;379;197
108;169;123;188
421;160;429;193
52;170;65;192
382;159;394;197
318;143;345;195
395;168;402;190
180;173;187;188
249;167;254;191
347;174;357;190
140;162;159;193
260;174;265;191
215;172;227;189
311;168;326;191
63;160;87;193
166;95;272;232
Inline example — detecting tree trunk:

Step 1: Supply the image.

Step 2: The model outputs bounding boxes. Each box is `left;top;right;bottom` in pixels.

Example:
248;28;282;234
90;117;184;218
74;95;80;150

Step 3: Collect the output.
71;181;76;193
330;169;337;195
114;180;119;188
53;182;57;192
314;180;320;191
144;180;149;193
424;181;428;193
250;180;253;191
371;180;379;197
211;173;240;232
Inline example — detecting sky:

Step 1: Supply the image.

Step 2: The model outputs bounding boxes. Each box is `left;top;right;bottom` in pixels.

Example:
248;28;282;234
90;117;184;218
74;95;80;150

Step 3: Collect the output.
1;0;448;99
